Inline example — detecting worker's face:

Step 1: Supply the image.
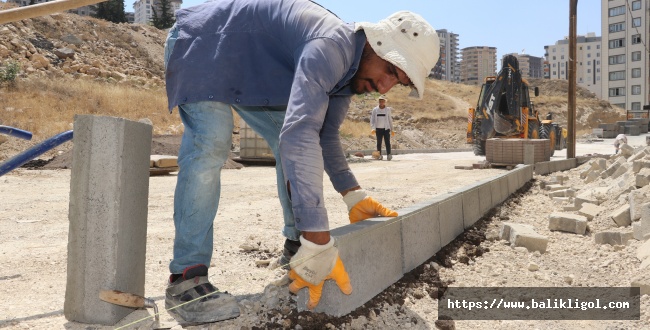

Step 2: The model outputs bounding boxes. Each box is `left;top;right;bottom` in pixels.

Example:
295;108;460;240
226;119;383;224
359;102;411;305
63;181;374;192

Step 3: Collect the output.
378;99;386;108
351;43;412;95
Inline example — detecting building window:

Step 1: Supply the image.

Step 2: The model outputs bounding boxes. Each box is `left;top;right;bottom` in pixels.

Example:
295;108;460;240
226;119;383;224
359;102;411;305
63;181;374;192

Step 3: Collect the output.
587;45;591;50
588;69;592;73
553;56;556;60
609;54;625;65
553;63;556;67
632;51;642;61
609;38;625;49
632;68;642;78
632;34;642;44
561;63;565;67
587;53;591;58
609;6;625;16
633;18;642;27
609;87;625;96
609;70;626;80
632;85;642;95
632;0;641;10
632;102;641;110
553;71;556;76
597;45;600;49
609;22;625;32
588;61;592;65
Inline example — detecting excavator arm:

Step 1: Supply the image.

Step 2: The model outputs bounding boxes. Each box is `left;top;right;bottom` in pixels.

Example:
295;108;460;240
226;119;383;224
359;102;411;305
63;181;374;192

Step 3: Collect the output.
478;55;523;139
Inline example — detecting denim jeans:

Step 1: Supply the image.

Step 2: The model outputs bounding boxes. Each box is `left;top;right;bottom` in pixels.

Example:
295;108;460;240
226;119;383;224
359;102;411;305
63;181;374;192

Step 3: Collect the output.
165;25;298;273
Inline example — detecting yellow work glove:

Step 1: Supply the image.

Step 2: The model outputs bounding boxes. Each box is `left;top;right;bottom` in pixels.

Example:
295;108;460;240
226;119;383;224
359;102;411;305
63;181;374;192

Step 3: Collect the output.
343;189;398;223
391;130;395;137
371;129;376;135
288;237;352;309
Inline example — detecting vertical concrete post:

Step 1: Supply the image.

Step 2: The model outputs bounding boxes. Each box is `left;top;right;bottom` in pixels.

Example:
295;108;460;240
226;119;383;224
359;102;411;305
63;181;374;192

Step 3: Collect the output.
524;144;535;165
64;115;152;325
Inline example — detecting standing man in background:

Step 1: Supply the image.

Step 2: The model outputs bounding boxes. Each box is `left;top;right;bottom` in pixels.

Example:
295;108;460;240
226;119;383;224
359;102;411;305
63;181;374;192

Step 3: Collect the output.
371;95;395;160
614;133;628;154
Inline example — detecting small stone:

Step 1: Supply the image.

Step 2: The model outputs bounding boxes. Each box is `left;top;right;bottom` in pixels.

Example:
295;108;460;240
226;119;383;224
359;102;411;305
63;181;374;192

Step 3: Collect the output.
528;262;539;271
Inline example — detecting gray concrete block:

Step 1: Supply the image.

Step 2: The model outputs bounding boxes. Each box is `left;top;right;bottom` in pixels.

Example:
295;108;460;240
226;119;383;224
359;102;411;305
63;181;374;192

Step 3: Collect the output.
629;191;649;221
64;115;152;325
548;212;588;235
299;217;403;316
478;181;493;215
499;176;509;203
489;177;501;206
524;144;535;165
545;184;566;192
534;161;550;175
584;171;600;184
611;163;632;180
462;187;481;229
578;203;605;221
594;231;634;245
610;204;632;227
507;171;518;196
633;160;650;173
438;192;464;247
400;203;441;273
636;168;650;188
620;143;635;158
500;222;549;253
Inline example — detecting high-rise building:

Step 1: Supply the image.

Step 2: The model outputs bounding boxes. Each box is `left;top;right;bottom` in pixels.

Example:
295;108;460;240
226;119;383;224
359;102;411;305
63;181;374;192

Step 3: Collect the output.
133;0;182;25
502;53;544;79
460;46;497;85
433;29;460;83
601;0;649;111
544;33;602;98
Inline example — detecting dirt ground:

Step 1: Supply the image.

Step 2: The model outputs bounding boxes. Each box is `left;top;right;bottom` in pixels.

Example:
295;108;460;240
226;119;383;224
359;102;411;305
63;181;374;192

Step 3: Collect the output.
2;135;650;330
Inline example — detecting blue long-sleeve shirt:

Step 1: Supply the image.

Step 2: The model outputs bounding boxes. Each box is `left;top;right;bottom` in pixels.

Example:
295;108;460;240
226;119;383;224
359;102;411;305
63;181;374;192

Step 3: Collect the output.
165;0;365;232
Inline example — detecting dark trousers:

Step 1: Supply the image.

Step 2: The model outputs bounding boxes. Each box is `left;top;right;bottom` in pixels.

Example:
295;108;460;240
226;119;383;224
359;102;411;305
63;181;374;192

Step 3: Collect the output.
375;128;391;155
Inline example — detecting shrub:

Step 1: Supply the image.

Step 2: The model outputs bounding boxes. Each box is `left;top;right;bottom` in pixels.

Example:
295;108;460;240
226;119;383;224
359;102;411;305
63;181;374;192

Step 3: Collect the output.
0;60;20;84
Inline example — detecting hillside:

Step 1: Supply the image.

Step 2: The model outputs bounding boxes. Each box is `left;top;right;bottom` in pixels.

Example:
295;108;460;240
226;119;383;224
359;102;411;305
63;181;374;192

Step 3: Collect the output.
0;10;626;161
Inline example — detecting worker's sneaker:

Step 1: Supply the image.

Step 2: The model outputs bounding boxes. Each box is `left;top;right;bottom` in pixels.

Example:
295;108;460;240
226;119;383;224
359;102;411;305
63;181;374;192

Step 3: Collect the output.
379;154;383;160
279;238;301;270
166;265;240;324
387;154;392;161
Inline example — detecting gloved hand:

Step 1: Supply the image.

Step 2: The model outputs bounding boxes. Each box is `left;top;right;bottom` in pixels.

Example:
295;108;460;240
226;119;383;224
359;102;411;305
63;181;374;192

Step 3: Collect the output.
391;130;395;137
288;237;352;309
343;189;398;223
371;129;376;135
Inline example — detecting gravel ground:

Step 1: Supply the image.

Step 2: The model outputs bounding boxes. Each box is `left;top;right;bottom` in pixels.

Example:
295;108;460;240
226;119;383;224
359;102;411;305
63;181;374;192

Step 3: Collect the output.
1;135;649;330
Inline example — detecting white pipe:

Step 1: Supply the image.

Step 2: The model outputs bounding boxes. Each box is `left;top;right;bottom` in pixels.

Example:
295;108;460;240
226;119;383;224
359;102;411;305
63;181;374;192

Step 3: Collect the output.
0;0;108;25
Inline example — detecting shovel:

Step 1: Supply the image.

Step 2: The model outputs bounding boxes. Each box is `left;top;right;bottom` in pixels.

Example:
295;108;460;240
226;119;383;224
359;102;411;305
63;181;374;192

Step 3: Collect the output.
99;290;170;329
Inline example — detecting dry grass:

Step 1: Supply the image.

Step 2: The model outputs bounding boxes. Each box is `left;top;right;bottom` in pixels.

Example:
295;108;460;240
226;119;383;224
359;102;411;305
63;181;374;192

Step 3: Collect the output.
0;77;178;139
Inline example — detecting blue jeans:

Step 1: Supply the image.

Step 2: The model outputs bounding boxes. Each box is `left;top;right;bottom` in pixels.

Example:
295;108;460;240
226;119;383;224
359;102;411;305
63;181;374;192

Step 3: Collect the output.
165;25;298;273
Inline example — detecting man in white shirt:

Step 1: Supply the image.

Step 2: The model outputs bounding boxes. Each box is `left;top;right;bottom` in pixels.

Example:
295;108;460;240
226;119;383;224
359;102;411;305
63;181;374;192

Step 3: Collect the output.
370;95;395;160
614;133;628;154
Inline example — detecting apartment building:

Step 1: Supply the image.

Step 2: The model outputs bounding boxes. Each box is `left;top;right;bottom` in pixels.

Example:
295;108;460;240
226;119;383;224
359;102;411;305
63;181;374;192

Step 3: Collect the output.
433;29;461;83
133;0;182;25
544;33;602;98
460;46;497;85
601;0;649;110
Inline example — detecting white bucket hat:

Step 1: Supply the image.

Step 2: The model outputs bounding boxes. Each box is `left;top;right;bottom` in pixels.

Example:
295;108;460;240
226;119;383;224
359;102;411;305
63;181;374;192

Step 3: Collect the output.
355;11;440;99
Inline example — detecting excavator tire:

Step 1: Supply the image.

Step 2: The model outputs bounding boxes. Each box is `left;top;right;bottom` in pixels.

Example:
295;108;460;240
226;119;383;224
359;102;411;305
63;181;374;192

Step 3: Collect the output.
472;123;486;156
527;121;540;139
540;124;556;157
473;139;486;156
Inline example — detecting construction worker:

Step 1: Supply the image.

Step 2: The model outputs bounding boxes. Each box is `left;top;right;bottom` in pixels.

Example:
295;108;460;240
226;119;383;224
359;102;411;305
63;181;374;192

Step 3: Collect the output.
164;0;439;323
614;133;628;154
370;95;395;160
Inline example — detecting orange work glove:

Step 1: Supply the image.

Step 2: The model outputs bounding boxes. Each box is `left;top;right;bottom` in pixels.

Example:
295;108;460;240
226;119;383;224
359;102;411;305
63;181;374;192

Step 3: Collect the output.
391;130;395;137
371;129;376;135
343;189;398;223
288;237;352;309
289;257;352;309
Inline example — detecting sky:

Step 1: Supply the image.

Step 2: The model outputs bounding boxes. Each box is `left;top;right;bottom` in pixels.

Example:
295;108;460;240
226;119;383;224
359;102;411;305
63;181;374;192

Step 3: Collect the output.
129;0;601;66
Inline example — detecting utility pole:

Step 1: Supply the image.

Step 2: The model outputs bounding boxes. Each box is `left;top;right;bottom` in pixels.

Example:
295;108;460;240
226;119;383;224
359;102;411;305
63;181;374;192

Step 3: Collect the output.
567;0;578;159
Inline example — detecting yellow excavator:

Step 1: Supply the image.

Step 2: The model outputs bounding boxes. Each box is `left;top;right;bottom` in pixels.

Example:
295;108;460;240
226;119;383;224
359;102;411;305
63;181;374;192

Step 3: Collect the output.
466;55;567;156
